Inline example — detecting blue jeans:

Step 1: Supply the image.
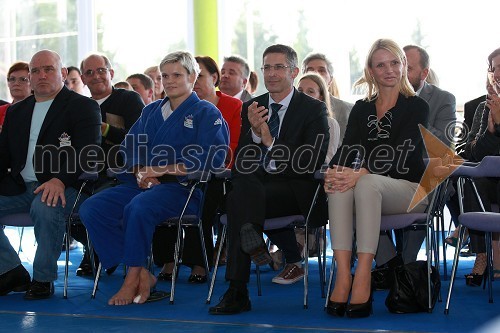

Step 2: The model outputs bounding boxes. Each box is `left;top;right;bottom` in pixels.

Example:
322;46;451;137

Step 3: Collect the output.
0;182;79;281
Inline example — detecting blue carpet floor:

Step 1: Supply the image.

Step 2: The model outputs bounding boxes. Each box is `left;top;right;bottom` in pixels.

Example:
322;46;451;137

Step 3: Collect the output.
1;227;500;333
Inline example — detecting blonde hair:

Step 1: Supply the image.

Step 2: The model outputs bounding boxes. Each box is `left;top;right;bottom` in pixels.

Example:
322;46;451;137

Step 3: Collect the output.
354;38;415;101
298;72;333;118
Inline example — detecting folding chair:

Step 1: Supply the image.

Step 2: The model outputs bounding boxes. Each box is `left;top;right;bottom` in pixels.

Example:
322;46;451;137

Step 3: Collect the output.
156;171;212;304
444;156;500;314
206;169;326;309
63;171;99;298
323;159;445;313
0;213;34;254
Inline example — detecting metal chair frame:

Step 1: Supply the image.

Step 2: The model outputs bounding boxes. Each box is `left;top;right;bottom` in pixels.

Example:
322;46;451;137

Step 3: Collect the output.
206;169;326;309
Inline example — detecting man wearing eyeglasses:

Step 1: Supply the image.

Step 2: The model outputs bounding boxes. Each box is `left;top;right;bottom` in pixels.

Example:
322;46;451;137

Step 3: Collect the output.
69;54;145;277
209;44;329;314
0;49;101;299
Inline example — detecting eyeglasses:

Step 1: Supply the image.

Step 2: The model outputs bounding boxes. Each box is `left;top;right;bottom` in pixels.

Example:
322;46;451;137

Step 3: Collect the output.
261;64;294;73
83;67;109;77
7;77;29;84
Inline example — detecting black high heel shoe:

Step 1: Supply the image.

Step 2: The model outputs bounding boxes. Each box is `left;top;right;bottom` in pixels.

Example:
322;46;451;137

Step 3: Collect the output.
326;299;347;317
465;267;488;287
346;290;373;318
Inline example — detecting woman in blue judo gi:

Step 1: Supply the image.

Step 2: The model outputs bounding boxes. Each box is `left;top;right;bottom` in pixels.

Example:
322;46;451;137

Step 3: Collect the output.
79;51;229;305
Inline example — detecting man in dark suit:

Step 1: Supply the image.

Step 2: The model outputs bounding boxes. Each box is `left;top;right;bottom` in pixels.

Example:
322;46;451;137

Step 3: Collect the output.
0;50;101;299
209;44;329;315
220;55;253;102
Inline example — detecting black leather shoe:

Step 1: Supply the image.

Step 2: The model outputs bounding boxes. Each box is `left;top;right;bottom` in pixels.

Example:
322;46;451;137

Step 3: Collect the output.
188;274;207;284
240;223;272;266
209;287;251;315
76;263;93;277
0;265;31;296
105;265;118;276
158;271;175;281
24;280;54;300
346;290;373;318
76;252;93;277
326;299;347;317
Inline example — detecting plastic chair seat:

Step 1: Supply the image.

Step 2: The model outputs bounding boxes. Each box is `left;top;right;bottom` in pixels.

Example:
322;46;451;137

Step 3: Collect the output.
459;212;500;232
0;213;34;227
219;214;304;230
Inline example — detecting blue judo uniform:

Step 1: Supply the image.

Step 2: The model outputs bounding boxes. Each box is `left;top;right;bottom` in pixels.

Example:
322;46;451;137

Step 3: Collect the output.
80;93;229;268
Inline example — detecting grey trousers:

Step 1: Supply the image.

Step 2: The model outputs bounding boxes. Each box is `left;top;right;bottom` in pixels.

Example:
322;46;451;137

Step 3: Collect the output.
328;174;427;255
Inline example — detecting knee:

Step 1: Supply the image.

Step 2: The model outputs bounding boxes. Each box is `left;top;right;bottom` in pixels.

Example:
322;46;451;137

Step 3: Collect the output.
354;174;382;195
30;197;63;221
79;196;100;226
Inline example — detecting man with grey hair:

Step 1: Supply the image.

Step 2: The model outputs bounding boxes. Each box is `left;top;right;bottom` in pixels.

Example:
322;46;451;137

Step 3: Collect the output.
220;55;253;102
302;52;353;144
0;49;101;299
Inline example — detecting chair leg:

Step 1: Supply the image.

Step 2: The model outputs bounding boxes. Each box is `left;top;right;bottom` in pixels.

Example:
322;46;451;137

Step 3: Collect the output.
316;227;325;298
486;232;494;303
445;224;466;314
324;255;335;309
170;224;183;305
303;224;309;309
198;221;211;291
63;220;72;299
207;225;226;303
17;227;24;254
91;262;102;299
441;215;448;280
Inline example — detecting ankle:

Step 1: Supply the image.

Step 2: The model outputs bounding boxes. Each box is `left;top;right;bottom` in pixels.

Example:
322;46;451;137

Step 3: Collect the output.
472;253;487;274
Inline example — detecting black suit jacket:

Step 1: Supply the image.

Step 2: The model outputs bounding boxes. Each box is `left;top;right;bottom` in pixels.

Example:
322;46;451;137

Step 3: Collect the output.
0;86;102;195
233;88;330;226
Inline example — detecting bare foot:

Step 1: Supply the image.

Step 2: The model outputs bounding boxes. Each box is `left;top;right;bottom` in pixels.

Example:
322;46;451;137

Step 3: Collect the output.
108;268;140;306
134;268;157;304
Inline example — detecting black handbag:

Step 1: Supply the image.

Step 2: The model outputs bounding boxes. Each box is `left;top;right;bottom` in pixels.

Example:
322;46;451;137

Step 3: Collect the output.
385;261;441;313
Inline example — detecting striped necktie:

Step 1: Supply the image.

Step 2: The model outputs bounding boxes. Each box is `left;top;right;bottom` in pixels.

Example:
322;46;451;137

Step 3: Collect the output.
268;103;282;138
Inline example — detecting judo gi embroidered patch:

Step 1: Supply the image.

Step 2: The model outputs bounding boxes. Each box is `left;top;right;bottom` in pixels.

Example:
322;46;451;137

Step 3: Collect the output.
184;115;194;128
58;132;71;147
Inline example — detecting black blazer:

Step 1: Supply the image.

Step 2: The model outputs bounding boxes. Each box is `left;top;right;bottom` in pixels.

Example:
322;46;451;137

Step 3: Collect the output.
233;88;330;226
0;86;102;195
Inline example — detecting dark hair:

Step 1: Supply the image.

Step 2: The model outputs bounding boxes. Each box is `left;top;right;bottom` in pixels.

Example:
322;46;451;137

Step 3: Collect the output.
223;55;250;79
8;61;29;77
195;55;221;87
403;44;430;69
263;44;298;69
488;47;500;71
248;71;258;93
67;66;81;75
126;73;154;90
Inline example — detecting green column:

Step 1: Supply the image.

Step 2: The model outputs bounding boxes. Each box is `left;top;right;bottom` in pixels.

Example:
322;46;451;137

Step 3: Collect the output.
193;0;218;59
